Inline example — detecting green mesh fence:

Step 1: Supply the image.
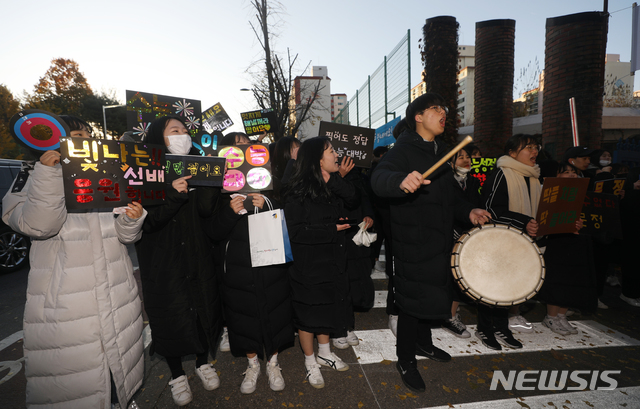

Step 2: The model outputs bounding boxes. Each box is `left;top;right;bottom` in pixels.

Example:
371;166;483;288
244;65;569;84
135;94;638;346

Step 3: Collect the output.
333;30;411;129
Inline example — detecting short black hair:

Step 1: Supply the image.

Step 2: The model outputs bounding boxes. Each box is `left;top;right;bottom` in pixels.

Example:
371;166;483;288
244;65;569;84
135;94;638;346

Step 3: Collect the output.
504;134;539;156
59;115;92;135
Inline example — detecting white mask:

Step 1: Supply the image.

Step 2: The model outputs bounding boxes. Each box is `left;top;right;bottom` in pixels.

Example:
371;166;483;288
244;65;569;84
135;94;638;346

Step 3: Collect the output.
166;134;193;155
599;160;611;167
456;166;471;175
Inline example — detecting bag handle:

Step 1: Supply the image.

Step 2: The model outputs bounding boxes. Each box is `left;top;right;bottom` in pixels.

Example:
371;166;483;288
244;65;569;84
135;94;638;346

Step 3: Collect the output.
254;194;274;214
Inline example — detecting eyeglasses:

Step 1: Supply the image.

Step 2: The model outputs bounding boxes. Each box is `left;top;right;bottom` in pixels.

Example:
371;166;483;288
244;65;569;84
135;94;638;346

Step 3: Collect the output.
524;144;541;152
423;105;449;115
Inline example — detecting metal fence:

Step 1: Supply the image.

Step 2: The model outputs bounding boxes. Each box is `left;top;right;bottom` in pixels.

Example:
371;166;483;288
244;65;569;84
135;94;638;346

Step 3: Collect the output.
333;30;411;129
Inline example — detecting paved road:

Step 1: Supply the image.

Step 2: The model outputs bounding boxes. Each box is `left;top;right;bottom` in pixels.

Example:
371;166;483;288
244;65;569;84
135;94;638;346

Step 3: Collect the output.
2;260;640;408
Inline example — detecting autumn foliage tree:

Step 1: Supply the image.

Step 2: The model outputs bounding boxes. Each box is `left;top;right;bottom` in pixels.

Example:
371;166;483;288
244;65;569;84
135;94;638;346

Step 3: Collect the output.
24;58;93;116
0;84;27;159
22;58;127;139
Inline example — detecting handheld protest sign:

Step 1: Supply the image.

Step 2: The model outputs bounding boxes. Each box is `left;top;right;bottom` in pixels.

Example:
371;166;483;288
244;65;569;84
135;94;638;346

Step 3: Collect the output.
374;116;400;148
580;192;622;241
166;154;226;187
203;102;234;134
125;90;212;155
241;109;276;136
469;157;497;189
535;177;589;236
9;109;70;153
216;143;272;193
60;137;166;210
318;121;375;168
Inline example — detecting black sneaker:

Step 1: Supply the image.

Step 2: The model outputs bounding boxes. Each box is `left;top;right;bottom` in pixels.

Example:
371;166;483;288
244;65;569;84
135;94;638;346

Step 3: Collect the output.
475;330;501;351
442;314;471;338
494;329;523;349
396;360;425;392
415;343;451;362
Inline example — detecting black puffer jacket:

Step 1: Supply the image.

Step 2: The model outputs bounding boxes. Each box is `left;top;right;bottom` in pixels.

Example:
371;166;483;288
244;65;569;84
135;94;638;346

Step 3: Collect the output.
136;186;222;358
343;169;375;309
208;195;294;359
284;173;360;333
370;130;474;319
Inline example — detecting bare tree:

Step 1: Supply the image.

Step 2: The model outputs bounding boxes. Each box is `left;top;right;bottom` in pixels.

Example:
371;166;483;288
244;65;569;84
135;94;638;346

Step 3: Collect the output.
247;0;324;141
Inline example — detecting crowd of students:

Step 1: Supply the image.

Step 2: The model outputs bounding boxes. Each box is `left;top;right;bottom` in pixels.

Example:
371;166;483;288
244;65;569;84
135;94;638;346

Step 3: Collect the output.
3;101;640;407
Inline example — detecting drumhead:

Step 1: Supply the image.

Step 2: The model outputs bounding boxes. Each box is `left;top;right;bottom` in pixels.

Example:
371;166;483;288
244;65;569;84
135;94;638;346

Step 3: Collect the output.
451;224;545;306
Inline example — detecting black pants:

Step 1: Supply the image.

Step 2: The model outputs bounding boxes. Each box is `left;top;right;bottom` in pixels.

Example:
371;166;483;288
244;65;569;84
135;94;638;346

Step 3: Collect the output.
166;315;210;379
476;304;509;333
396;309;432;362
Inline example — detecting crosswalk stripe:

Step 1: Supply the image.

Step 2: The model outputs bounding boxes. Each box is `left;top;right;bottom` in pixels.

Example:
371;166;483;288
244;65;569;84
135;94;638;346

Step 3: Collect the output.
351;320;640;365
374;290;387;308
0;331;23;353
424;386;640;409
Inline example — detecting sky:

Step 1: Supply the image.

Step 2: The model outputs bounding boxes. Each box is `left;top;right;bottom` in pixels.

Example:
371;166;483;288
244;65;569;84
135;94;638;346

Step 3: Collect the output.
1;0;637;134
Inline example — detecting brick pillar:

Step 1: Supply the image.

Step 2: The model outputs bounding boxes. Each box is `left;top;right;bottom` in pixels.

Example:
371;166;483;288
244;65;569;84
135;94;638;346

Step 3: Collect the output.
542;12;608;159
422;16;459;146
474;19;516;157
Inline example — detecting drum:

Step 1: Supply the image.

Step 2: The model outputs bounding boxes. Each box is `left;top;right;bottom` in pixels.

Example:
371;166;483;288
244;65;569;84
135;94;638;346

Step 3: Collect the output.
451;223;545;307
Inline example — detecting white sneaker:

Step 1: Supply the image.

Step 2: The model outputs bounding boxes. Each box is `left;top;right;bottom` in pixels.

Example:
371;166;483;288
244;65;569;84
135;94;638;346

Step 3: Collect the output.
598;299;609;309
374;260;386;272
388;314;398;338
196;363;220;390
317;352;349;371
346;331;359;346
332;337;349;349
240;363;261;394
542;316;570;336
557;315;578;334
508;315;534;333
606;275;621;287
220;327;230;352
266;361;285;391
304;362;325;389
168;375;193;406
620;294;640;307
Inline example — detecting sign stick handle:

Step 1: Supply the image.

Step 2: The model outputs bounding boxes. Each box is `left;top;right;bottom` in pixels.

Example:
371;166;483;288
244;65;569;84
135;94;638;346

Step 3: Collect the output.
403;135;474;193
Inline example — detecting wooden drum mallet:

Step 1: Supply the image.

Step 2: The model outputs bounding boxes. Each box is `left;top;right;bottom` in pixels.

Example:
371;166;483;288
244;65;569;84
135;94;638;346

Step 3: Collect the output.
402;135;474;194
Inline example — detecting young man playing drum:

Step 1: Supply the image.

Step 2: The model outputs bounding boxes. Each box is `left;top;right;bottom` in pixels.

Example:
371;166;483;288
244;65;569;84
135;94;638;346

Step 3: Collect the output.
371;93;491;393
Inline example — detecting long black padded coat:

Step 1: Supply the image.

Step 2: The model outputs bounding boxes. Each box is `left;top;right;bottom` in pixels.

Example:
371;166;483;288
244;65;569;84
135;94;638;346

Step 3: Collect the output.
136;185;222;359
284;173;360;334
370;130;474;320
208;195;294;359
343;168;376;310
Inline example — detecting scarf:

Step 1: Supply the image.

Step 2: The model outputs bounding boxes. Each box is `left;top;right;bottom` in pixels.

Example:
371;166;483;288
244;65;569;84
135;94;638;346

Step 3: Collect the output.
496;155;541;218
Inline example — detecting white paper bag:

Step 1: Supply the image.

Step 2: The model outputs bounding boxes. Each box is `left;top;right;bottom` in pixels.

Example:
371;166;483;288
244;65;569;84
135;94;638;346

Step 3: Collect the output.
248;197;293;267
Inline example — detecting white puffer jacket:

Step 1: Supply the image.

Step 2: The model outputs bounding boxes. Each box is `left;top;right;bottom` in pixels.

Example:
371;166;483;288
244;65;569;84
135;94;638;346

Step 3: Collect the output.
2;162;147;409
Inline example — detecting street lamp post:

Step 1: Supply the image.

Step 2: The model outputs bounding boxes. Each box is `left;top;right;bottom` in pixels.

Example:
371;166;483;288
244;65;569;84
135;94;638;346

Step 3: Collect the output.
102;104;125;139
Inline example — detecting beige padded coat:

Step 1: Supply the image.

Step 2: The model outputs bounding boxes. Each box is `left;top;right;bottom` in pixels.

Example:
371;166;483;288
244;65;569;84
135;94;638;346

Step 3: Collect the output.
2;162;147;409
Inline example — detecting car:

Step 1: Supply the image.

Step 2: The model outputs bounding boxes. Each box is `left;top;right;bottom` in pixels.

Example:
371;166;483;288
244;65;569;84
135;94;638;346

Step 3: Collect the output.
0;159;31;274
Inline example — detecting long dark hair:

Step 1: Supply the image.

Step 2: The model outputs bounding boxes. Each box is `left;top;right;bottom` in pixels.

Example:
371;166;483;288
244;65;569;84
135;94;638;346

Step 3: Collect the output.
273;136;301;179
281;137;332;202
145;114;189;146
221;132;250;146
392;92;446;138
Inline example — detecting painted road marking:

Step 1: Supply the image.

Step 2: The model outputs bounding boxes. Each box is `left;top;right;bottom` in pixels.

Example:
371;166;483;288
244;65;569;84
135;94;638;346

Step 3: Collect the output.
374;290;387;308
0;331;23;353
352;320;640;365
425;386;640;408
